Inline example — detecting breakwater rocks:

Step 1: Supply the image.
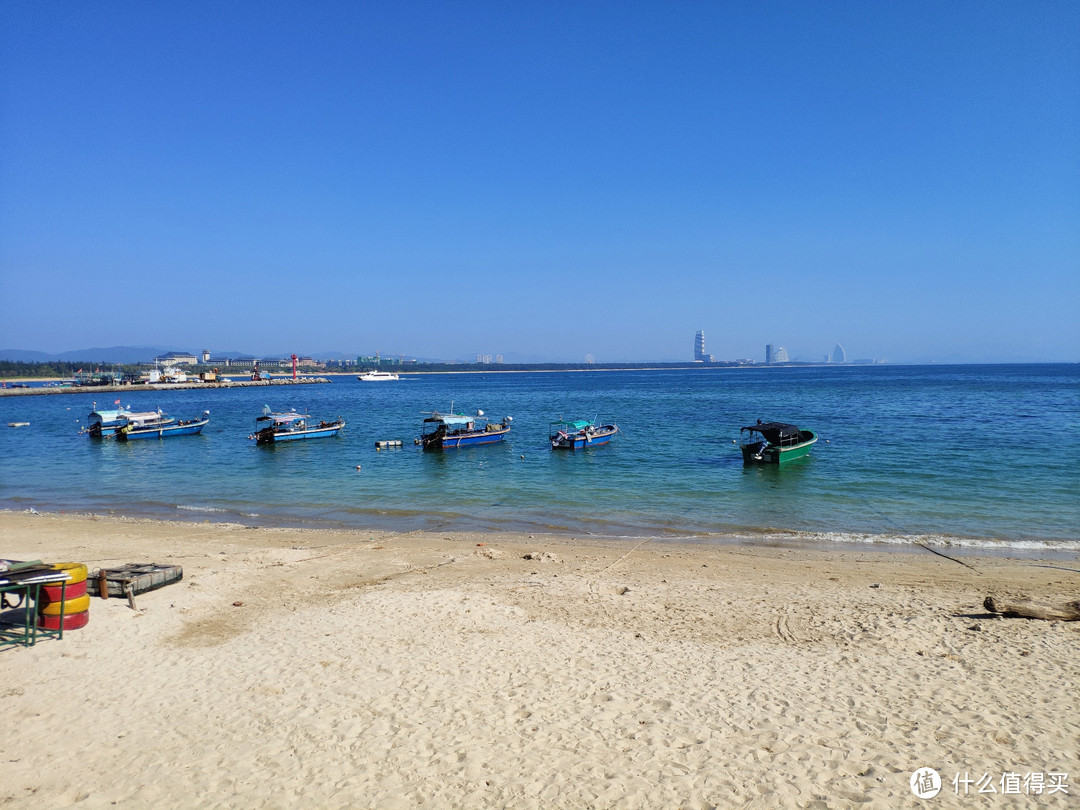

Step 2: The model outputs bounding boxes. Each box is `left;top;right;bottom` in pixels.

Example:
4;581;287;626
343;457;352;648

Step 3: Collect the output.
0;378;332;397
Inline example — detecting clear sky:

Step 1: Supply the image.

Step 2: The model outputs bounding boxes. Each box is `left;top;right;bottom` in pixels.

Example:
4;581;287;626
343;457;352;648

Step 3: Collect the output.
1;1;1077;364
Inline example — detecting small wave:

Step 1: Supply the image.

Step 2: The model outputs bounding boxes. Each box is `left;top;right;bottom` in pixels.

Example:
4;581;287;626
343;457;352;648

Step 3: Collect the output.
788;530;1080;553
176;504;228;514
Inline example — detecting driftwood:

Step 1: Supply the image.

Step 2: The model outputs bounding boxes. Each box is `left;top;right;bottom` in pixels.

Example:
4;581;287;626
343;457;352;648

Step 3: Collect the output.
984;596;1080;621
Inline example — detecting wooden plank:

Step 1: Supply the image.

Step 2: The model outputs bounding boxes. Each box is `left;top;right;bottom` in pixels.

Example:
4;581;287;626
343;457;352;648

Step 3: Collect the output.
984;596;1080;621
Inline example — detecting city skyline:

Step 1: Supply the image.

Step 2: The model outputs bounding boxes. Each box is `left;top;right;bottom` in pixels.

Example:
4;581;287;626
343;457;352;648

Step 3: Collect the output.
1;3;1077;365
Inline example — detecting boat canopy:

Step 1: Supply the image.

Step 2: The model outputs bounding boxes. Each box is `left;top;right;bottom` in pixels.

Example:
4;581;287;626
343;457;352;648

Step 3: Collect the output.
741;422;801;443
426;413;474;426
272;413;307;424
552;419;592;431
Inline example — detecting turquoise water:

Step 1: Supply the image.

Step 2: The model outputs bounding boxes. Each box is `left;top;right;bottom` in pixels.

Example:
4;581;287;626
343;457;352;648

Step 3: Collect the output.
2;364;1078;551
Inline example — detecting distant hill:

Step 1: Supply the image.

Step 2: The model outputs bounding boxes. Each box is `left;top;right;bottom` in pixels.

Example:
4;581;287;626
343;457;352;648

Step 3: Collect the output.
0;346;177;364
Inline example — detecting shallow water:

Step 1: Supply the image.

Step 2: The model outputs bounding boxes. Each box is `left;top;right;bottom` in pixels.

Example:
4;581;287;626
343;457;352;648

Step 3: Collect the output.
2;364;1078;551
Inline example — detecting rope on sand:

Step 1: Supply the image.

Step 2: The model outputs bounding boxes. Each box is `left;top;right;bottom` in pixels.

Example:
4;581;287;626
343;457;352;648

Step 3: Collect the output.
916;542;980;573
590;537;653;581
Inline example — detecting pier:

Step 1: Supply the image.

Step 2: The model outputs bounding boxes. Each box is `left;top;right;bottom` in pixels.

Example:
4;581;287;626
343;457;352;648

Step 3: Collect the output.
0;378;331;397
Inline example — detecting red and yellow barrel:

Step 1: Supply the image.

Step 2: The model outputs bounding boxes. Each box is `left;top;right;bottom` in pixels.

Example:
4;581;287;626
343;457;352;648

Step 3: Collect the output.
36;563;90;630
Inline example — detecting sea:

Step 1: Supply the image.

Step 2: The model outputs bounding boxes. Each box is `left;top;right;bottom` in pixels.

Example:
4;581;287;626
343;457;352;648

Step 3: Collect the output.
2;364;1078;555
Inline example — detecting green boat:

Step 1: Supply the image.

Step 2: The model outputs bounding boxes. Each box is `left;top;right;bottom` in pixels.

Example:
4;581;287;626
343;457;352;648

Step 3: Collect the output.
740;421;817;464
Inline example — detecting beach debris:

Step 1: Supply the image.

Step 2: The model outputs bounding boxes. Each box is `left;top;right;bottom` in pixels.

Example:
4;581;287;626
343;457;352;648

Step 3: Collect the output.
600;584;629;596
917;542;980;572
87;563;182;600
232;601;244;607
984;596;1080;621
522;551;561;563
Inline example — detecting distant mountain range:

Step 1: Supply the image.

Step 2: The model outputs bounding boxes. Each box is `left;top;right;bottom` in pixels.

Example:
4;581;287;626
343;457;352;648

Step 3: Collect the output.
0;346;243;364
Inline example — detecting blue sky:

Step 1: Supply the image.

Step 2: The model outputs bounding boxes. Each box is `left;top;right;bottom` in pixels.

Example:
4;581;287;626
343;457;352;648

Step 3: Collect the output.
1;1;1077;363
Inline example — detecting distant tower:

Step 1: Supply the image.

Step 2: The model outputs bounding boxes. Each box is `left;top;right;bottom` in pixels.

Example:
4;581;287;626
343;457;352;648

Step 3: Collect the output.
694;330;707;362
832;343;846;364
201;349;210;363
765;344;774;365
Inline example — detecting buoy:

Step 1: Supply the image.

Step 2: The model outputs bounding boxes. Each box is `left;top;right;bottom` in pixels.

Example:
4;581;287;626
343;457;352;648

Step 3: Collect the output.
356;465;362;471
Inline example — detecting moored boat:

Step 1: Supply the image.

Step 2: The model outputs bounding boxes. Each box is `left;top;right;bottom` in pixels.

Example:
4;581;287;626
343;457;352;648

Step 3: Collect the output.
420;409;511;450
250;406;345;444
740;421;817;464
358;370;399;381
118;410;210;440
549;419;618;450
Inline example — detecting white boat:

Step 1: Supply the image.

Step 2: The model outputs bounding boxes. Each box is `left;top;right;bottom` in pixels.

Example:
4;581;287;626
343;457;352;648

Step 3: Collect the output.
358;370;399;381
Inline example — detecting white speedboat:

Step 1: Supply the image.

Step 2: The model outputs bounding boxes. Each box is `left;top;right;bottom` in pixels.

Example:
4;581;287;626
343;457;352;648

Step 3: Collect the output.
358;370;399;381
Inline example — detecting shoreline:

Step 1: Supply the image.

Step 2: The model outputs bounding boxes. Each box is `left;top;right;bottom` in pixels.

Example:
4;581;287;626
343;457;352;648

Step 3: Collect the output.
5;506;1078;560
2;510;1077;807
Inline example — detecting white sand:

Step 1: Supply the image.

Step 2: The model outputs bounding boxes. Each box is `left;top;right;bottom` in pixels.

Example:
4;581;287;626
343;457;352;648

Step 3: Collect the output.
1;511;1077;808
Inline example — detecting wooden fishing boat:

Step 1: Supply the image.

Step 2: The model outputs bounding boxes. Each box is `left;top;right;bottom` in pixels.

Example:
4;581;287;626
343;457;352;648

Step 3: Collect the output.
84;405;208;439
740;421;817;464
549;419;618;450
251;406;344;443
420;409;511;450
117;410;209;440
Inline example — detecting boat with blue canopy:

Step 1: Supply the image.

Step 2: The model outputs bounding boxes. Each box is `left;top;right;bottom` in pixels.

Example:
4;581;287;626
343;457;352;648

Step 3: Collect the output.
118;410;209;440
549;419;618;450
420;409;511;450
251;406;345;444
84;405;209;440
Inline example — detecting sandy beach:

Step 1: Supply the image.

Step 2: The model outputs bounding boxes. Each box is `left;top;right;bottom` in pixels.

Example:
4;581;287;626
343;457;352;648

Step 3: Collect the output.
1;511;1077;808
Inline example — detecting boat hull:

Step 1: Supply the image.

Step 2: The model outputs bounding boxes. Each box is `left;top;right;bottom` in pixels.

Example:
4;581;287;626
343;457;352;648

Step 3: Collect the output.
117;419;209;440
741;431;817;464
255;423;344;444
551;425;618;450
423;426;509;450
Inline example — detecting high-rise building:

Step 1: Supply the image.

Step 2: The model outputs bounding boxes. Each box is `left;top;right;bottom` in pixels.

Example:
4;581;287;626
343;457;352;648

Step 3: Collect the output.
694;330;707;362
765;344;774;365
774;346;790;363
832;343;846;364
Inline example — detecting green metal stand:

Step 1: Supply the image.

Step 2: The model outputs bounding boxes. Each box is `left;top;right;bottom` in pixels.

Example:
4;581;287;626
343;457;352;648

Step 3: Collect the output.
0;578;66;648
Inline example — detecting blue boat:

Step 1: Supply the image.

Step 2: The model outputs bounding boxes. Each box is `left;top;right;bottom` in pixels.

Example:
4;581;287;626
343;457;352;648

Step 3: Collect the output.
84;405;208;440
420;409;511;450
118;410;210;440
251;406;345;444
549;419;619;450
